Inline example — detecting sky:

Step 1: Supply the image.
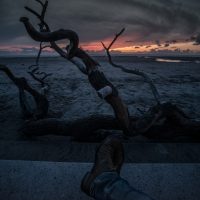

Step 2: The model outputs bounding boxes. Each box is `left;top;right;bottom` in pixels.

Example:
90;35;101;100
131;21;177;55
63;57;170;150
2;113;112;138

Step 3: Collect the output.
0;0;200;56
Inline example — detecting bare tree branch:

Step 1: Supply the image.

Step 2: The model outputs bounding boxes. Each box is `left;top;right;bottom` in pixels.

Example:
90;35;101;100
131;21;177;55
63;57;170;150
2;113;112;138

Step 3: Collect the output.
107;28;125;50
24;6;50;31
102;28;161;105
24;0;87;74
35;0;45;7
40;0;48;21
25;2;52;88
27;42;51;88
20;17;79;58
16;0;200;141
21;0;132;136
0;65;49;119
21;109;200;141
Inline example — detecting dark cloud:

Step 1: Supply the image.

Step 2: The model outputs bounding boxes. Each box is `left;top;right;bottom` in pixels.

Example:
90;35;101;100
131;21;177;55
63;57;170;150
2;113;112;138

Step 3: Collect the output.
195;34;200;45
192;34;200;45
155;40;161;46
125;40;135;43
188;34;200;45
172;40;177;44
0;0;200;47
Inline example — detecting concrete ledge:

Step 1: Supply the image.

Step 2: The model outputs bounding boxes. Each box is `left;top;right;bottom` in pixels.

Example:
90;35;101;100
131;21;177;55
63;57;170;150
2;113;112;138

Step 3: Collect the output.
1;141;200;163
0;160;200;200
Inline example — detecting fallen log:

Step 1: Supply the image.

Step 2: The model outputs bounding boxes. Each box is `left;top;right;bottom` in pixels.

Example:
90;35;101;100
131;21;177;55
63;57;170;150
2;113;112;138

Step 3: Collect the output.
20;103;200;142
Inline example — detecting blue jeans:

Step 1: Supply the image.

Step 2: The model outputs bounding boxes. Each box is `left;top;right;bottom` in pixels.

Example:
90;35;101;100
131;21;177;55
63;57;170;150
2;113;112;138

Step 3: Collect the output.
90;172;154;200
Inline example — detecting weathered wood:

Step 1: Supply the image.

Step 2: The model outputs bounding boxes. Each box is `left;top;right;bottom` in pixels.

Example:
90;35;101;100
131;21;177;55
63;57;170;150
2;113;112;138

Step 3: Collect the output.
18;0;200;142
20;2;132;136
28;43;52;88
20;110;200;142
102;28;161;105
20;115;120;141
74;48;132;135
20;17;79;59
0;65;48;119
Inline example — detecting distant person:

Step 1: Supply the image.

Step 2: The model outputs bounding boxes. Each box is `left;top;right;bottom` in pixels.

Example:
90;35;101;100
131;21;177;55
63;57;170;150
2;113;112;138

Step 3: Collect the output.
81;136;154;200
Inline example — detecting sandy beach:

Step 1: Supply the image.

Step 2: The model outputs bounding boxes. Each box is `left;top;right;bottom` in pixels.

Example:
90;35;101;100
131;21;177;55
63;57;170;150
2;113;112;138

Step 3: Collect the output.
0;56;200;141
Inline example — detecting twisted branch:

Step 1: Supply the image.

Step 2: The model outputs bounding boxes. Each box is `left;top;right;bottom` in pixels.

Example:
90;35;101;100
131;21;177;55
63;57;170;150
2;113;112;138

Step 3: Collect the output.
24;2;52;88
28;43;52;88
102;28;161;105
17;0;200;140
0;65;49;119
23;0;87;74
21;0;132;136
20;17;79;59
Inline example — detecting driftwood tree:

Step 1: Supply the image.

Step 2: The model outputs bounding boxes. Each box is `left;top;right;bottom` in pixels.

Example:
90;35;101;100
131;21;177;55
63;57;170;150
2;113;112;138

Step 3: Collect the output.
27;41;52;90
101;28;161;105
2;0;199;142
20;0;132;136
0;65;48;119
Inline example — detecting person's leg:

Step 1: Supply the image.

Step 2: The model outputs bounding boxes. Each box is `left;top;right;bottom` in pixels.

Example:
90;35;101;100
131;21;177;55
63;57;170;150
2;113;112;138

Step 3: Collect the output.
81;136;153;200
90;171;153;200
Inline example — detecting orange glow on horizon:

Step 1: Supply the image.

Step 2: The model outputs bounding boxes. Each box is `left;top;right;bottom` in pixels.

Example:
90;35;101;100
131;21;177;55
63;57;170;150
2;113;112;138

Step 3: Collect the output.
0;41;199;54
111;42;200;53
80;40;200;53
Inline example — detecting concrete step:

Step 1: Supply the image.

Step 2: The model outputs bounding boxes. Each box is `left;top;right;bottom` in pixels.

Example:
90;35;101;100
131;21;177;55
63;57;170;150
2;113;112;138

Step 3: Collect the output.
0;160;200;200
0;140;200;163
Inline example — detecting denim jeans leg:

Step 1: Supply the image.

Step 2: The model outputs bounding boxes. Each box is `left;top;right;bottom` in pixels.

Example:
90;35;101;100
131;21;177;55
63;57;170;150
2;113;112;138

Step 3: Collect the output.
90;171;154;200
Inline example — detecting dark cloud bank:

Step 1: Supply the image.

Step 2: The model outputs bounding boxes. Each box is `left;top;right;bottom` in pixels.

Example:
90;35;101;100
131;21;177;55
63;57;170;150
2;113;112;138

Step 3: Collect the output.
0;0;199;47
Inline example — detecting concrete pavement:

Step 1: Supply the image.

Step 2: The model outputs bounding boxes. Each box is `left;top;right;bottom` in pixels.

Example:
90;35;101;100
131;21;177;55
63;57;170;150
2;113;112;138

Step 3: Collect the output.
0;160;200;200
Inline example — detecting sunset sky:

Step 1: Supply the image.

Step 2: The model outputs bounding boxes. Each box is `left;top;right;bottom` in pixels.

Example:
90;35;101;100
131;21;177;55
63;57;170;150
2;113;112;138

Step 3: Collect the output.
0;0;200;56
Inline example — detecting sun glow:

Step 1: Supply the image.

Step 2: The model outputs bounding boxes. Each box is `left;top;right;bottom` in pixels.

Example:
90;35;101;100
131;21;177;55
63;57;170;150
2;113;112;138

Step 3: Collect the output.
0;41;199;56
111;42;200;53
